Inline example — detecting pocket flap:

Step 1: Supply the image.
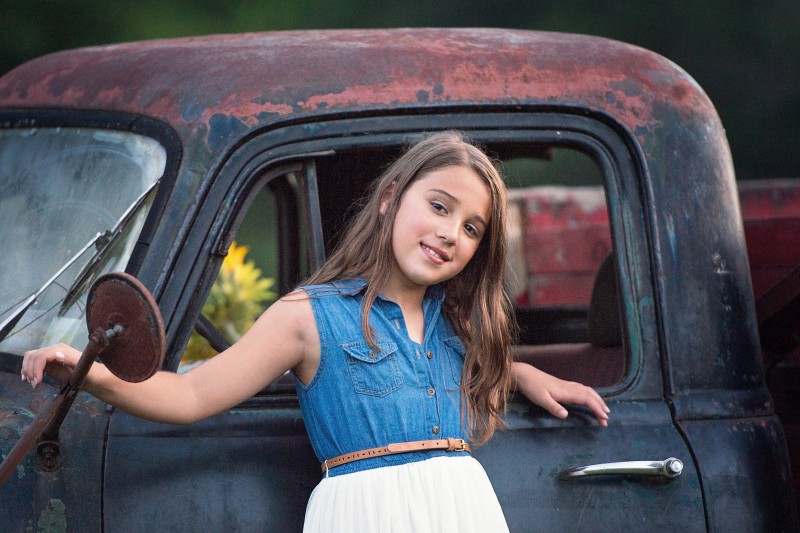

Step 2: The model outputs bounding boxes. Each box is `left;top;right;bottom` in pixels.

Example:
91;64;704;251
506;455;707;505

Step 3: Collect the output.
443;336;466;358
342;340;399;363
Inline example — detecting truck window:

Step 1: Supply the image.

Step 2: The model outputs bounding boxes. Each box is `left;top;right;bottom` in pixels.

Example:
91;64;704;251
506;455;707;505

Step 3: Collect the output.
0;128;166;356
182;171;308;366
187;141;626;390
501;147;624;388
314;141;625;389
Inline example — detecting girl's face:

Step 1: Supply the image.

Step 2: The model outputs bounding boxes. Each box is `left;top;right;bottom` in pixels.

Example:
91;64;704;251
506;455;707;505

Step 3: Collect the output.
382;165;491;296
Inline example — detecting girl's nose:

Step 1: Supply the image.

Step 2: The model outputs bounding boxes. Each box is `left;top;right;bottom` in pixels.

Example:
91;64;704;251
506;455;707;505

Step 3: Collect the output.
436;222;458;244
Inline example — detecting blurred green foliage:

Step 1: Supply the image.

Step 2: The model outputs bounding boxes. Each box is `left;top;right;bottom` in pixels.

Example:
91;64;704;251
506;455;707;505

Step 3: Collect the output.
183;242;276;363
1;0;798;179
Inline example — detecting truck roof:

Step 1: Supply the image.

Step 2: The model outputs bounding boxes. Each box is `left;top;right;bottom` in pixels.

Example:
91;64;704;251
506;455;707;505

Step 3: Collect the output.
0;28;714;151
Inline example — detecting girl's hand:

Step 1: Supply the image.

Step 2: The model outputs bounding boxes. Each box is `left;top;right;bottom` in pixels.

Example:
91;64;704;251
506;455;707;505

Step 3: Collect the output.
21;343;81;389
513;362;610;427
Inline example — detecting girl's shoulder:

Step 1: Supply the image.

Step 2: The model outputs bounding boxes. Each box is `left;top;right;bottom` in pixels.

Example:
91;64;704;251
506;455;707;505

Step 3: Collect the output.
296;278;367;298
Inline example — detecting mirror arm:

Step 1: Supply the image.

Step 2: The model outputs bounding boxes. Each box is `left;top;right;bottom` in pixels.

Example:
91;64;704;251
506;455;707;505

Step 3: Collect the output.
39;326;114;443
195;314;231;353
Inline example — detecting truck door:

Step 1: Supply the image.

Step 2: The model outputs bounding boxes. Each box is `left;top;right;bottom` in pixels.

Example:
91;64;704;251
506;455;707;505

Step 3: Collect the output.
471;120;707;531
103;115;707;531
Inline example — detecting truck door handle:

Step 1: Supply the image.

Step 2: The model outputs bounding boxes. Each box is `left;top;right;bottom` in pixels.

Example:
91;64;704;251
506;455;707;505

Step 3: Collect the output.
560;457;683;480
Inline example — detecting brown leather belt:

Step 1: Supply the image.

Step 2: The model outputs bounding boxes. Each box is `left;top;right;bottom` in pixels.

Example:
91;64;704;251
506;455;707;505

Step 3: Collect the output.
321;437;471;473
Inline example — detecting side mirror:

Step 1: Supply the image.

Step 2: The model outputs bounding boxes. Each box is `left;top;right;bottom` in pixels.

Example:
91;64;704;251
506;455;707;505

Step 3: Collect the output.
85;272;165;382
0;272;165;486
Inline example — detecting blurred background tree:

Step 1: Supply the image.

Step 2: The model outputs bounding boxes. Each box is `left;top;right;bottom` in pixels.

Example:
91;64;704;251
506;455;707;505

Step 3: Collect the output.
0;0;797;179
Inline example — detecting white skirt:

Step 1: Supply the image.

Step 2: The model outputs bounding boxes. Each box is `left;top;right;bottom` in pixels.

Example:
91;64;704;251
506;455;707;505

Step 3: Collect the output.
303;455;509;533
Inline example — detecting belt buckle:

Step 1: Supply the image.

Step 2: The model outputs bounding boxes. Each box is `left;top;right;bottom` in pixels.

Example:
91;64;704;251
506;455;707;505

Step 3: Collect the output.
451;438;467;452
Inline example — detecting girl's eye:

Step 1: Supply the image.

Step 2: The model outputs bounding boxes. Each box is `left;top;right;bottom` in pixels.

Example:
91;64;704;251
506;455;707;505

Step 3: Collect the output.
464;224;479;238
431;201;447;214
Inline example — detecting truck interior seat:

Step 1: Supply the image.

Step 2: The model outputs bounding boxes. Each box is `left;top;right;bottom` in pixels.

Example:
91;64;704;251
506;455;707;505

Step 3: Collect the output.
588;252;622;348
513;252;626;388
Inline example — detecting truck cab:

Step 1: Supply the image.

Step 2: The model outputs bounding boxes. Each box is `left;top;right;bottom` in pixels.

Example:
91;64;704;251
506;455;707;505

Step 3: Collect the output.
0;29;795;531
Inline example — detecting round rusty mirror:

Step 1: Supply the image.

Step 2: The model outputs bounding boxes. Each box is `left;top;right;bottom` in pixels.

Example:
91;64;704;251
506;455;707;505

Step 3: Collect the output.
0;272;164;487
86;272;165;382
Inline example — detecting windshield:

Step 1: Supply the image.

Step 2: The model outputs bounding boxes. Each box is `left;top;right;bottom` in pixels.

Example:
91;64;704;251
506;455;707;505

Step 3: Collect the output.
0;128;166;355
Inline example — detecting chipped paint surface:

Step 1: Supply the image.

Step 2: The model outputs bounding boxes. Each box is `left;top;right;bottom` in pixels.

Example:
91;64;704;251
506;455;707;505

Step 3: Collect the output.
1;371;108;531
0;29;715;155
33;498;66;532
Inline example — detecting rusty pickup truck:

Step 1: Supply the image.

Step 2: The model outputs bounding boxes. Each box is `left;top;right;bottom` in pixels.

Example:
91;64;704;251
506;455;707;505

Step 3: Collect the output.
0;29;797;532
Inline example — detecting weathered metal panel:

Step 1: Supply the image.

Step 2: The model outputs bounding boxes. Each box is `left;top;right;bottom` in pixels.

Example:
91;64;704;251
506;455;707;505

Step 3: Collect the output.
0;370;108;533
479;399;706;532
680;417;796;532
0;29;717;158
103;408;317;532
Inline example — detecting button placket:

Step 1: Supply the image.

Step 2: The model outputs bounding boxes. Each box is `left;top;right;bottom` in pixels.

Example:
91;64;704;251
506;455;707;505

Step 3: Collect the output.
422;340;442;440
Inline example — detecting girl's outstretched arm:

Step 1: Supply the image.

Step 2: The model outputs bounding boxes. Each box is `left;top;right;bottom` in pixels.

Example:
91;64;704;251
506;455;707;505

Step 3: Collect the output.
512;362;610;427
20;294;317;425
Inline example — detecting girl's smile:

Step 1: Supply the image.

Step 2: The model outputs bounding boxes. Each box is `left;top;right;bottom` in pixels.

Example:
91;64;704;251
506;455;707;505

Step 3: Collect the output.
421;243;449;263
381;165;491;299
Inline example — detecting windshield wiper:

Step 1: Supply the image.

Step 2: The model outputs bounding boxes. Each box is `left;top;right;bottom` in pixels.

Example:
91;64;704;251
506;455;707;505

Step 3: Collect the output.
0;180;160;344
59;180;160;313
0;232;105;342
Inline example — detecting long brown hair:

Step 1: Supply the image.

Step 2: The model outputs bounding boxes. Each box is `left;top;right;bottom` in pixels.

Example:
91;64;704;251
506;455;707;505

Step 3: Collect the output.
302;131;514;445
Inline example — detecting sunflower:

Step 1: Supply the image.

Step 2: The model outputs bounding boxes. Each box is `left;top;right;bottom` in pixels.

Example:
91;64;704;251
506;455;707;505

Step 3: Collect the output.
182;242;276;363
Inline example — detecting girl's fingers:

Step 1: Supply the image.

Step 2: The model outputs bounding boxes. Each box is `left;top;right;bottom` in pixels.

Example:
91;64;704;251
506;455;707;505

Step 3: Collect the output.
580;389;610;422
540;396;569;419
513;363;610;426
22;349;45;387
21;344;79;388
553;382;610;426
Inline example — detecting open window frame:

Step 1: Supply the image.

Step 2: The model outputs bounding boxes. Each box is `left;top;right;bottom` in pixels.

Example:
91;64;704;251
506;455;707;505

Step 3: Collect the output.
174;109;654;403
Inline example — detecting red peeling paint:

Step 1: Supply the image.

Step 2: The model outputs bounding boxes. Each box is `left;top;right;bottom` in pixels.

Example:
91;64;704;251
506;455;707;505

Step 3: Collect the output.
0;29;715;149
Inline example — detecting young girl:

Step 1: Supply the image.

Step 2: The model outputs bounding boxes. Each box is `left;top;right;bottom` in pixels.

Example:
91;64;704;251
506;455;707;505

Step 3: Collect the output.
22;131;609;532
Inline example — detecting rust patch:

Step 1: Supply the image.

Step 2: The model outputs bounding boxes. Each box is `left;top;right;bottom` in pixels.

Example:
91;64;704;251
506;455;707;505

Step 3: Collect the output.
35;498;67;532
0;29;718;153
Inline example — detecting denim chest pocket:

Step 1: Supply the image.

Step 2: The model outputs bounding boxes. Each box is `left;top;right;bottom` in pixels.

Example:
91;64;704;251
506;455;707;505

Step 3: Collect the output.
343;340;403;397
443;336;466;386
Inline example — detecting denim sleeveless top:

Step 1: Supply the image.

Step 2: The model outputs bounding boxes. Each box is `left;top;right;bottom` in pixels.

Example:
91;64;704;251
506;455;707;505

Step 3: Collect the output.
293;278;469;477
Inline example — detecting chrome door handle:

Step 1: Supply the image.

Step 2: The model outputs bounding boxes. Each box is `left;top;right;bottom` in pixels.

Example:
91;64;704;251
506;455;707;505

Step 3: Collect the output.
560;457;683;480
